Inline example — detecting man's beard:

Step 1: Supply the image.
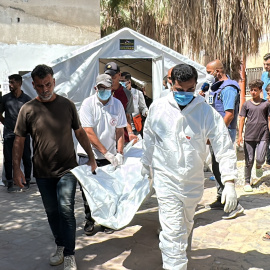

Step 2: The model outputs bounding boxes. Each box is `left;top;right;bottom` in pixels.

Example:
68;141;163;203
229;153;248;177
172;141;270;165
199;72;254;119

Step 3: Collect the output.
38;92;53;101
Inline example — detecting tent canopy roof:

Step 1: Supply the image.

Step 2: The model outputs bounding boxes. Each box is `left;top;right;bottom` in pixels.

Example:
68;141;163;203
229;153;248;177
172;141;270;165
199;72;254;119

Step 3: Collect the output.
23;27;207;108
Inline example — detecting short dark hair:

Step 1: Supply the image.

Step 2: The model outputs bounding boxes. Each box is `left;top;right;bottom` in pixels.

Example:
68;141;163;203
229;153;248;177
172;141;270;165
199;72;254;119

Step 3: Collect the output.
121;72;131;81
31;64;54;80
249;79;264;89
263;53;270;61
8;74;22;84
266;83;270;92
171;64;198;85
163;75;168;83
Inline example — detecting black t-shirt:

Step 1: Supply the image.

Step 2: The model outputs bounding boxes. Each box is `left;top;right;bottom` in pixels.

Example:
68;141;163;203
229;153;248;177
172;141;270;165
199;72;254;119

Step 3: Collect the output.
0;91;32;138
14;95;81;178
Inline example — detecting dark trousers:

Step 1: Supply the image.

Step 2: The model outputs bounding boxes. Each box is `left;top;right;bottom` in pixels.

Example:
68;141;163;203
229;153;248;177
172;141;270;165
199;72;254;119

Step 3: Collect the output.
210;146;224;200
210;128;236;200
36;173;77;256
244;140;267;184
78;156;110;221
266;134;270;164
3;135;32;183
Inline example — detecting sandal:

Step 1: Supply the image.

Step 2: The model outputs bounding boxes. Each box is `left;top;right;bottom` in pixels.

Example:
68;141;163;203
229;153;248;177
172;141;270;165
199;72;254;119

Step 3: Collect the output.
262;231;270;241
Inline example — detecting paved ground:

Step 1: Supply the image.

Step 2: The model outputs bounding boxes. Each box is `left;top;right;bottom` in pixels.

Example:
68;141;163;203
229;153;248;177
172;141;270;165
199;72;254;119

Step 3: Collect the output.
0;138;270;270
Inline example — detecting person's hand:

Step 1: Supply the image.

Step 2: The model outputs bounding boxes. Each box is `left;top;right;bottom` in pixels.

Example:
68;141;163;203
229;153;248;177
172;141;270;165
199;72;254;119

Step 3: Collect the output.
129;133;138;144
115;153;124;165
237;136;243;146
86;159;97;173
221;181;237;213
141;164;150;177
13;168;25;188
104;151;119;167
198;90;205;97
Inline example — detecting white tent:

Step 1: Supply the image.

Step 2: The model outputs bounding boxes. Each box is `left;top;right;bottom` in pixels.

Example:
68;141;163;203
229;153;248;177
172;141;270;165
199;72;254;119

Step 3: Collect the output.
22;27;207;109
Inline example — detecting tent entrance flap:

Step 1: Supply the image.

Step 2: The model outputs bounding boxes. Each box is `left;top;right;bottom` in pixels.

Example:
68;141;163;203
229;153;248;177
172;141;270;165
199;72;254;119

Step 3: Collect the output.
99;58;153;98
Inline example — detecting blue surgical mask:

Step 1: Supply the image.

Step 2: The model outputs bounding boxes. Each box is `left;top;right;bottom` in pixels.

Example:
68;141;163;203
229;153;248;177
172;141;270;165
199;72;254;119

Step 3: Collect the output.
98;89;111;101
173;91;194;106
120;82;127;88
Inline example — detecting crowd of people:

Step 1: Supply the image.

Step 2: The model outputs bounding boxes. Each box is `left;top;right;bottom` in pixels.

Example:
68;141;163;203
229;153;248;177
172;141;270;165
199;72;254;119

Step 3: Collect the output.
1;54;270;270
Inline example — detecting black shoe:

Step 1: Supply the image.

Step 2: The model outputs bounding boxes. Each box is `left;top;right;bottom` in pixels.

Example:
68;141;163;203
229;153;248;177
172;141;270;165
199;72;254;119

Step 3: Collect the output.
205;199;224;210
23;180;31;190
84;220;95;235
7;183;22;193
101;225;115;234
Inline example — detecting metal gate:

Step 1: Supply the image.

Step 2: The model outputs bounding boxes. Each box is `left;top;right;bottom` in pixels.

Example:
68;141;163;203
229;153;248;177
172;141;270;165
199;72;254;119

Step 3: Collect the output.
245;67;263;95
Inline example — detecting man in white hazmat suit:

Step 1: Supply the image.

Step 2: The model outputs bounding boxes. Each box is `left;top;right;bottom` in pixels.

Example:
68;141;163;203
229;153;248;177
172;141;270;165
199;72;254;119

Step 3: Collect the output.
141;64;238;270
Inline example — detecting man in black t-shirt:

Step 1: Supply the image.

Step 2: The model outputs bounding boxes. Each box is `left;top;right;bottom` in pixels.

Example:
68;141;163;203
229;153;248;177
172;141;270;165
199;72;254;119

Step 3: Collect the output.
0;74;32;192
13;65;97;270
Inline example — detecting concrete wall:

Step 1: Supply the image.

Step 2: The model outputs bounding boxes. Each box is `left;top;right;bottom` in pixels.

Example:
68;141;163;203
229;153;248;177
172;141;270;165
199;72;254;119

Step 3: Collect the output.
0;0;100;91
0;0;100;45
246;32;270;69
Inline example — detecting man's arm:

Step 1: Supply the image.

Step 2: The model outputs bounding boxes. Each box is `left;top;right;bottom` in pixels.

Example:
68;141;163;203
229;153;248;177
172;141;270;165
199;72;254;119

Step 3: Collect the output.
116;127;124;154
206;109;237;212
138;91;149;117
222;86;238;126
237;116;245;145
126;113;133;133
223;109;234;127
12;136;26;188
83;127;107;155
74;126;97;172
123;88;138;142
141;109;155;167
126;113;138;142
207;109;237;184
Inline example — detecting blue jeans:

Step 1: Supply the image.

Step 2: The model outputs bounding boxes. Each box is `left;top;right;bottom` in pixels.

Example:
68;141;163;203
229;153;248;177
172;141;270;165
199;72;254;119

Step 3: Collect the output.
36;172;77;256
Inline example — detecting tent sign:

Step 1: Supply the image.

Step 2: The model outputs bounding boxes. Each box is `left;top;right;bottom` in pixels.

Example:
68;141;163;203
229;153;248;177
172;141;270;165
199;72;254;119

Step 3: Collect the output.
120;39;134;50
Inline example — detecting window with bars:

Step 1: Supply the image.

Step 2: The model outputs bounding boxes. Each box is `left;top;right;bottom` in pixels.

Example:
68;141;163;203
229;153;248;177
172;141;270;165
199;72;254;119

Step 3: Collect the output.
245;67;263;95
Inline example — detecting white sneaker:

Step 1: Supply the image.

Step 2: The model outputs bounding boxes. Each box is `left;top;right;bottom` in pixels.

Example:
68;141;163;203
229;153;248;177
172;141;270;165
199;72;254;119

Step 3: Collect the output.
50;246;64;266
64;255;77;270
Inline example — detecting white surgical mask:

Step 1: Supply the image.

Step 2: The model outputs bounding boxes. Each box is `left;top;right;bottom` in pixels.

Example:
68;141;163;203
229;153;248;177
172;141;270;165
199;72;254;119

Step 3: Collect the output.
206;73;215;85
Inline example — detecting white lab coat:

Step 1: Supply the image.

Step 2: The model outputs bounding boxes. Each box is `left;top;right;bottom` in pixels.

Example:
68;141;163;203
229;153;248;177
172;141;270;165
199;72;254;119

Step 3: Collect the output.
141;92;237;270
131;88;148;117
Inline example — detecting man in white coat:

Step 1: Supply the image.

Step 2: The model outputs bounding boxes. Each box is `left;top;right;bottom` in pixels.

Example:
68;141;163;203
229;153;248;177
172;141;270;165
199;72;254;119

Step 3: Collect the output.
141;64;238;270
77;74;127;235
120;72;148;135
